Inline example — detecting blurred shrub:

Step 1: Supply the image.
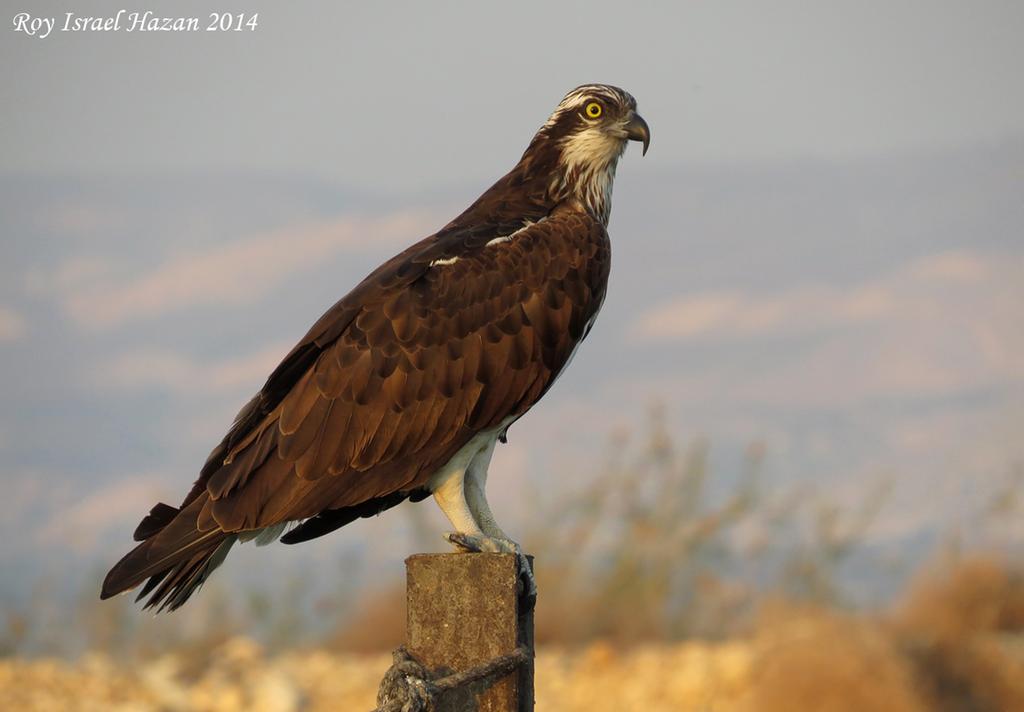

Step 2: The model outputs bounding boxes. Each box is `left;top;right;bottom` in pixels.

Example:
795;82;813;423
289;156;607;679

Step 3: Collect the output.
526;406;892;644
894;556;1024;712
745;604;929;712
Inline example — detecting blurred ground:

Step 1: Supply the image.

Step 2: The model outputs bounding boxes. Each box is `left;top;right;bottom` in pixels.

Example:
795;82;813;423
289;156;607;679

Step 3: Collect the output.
3;558;1022;711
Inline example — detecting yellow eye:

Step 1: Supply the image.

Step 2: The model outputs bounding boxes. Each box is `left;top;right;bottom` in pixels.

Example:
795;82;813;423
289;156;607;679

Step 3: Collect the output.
584;102;603;119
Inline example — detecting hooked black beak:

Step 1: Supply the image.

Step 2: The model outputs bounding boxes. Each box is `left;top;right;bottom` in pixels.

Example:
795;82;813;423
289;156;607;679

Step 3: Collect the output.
625;112;651;156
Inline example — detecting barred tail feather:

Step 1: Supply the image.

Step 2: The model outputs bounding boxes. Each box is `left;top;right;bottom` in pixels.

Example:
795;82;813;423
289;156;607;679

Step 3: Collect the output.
100;494;235;612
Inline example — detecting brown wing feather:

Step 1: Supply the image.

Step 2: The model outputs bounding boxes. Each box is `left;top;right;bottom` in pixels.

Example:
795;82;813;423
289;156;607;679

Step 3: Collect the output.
103;208;610;609
206;210;608;527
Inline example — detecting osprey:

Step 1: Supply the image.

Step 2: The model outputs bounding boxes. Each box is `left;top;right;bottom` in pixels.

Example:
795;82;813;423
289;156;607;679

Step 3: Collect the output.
101;84;650;611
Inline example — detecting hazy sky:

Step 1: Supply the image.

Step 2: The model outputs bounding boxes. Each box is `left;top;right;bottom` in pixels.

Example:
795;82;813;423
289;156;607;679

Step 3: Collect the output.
4;1;1024;189
2;2;1022;608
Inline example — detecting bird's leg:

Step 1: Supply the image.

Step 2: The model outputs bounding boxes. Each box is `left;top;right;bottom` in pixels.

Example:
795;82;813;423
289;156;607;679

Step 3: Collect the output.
433;440;537;609
461;474;538;610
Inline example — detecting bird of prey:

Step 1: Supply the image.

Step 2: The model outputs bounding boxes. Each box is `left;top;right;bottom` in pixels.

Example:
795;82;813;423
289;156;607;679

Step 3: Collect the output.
101;84;650;611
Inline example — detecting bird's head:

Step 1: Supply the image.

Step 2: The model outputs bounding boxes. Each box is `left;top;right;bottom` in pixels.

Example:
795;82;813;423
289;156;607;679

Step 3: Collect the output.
455;84;650;230
527;84;650;223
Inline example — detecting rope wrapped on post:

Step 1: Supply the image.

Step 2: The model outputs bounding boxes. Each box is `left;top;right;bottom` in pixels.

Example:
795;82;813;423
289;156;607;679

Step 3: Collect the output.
372;645;531;712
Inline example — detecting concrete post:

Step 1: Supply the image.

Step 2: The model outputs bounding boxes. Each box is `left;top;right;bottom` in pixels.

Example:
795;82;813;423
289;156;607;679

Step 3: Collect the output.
405;553;534;712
